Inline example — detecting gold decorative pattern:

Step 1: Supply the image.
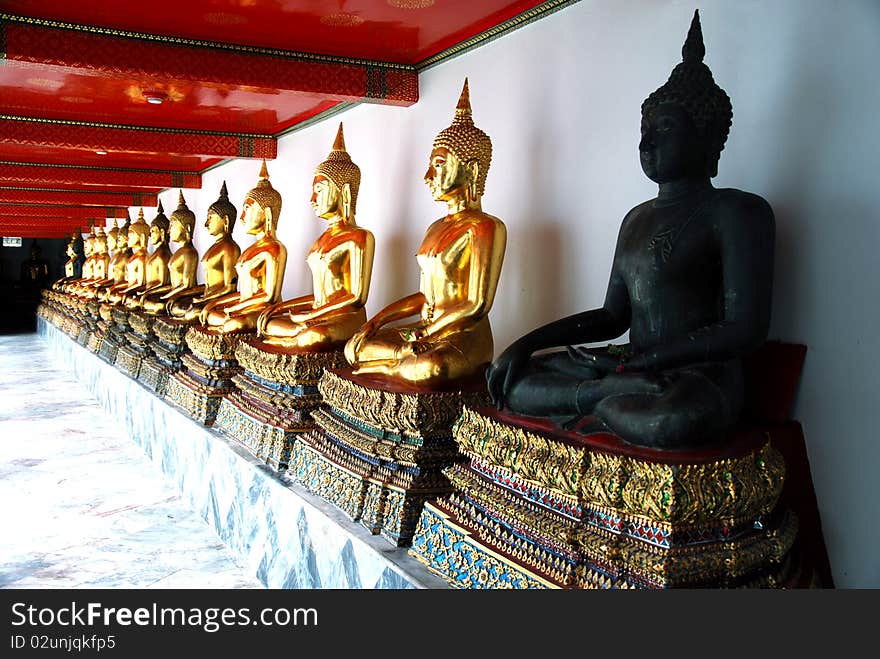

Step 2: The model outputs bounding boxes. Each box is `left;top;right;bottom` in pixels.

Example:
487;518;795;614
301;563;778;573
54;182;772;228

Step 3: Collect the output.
319;369;489;439
184;326;250;361
153;316;192;345
127;311;155;336
454;406;586;496
454;406;785;525
235;340;346;384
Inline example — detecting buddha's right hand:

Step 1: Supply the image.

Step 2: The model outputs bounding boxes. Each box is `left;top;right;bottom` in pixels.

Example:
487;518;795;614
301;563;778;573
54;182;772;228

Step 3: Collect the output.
256;306;275;336
486;341;531;409
345;320;379;364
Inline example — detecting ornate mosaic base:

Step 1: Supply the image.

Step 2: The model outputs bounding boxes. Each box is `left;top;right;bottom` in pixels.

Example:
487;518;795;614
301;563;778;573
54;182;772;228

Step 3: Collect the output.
97;333;120;363
409;406;799;589
115;344;144;379
164;371;228;426
85;330;103;354
137;356;169;396
214;341;347;470
215;399;305;470
185;326;249;362
290;368;491;547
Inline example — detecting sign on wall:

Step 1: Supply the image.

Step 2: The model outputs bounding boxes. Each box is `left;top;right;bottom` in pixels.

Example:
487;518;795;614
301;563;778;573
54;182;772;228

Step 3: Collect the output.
2;237;23;247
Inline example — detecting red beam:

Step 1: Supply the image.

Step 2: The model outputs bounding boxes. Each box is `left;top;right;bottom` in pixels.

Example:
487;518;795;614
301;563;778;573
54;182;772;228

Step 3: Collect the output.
1;219;87;229
2;19;417;106
2;229;82;238
0;117;276;160
0;188;156;207
1;205;137;219
0;163;201;189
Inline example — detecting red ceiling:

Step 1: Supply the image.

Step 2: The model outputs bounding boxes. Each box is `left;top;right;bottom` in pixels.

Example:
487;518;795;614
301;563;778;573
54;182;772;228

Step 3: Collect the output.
0;0;553;237
0;1;544;63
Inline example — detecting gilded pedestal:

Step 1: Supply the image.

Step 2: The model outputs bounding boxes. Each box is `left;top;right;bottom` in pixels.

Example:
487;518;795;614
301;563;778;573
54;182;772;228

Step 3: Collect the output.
290;368;490;546
164;325;248;425
409;406;799;589
115;311;155;379
137;316;190;396
84;302;104;353
96;305;130;364
214;339;347;470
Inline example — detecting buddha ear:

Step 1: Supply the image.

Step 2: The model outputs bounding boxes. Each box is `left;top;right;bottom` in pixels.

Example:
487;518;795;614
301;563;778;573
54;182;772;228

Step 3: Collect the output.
466;159;480;202
264;207;275;232
341;183;352;219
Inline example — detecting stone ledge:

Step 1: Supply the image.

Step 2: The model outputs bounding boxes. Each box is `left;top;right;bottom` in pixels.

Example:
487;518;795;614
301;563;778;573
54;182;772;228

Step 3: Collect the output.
38;317;447;590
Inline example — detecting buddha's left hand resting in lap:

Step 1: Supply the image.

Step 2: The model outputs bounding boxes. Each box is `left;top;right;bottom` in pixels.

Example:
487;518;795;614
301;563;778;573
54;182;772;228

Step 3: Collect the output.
344;80;507;385
256;123;374;350
199;160;287;333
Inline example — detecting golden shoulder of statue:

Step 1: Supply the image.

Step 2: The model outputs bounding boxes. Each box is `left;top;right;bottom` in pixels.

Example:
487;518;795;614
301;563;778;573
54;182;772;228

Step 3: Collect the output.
200;161;287;333
256;122;375;350
344;79;506;385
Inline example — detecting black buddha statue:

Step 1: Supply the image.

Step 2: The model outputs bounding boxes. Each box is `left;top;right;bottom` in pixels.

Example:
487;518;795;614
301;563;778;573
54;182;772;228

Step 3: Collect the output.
487;10;775;450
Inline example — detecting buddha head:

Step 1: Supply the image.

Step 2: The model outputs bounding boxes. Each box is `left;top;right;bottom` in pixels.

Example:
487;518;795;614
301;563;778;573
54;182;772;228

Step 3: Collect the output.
312;122;361;222
129;208;150;249
640;10;732;182
117;213;132;252
149;201;170;246
66;233;77;259
426;78;492;205
105;219;120;253
206;181;237;237
241;160;282;235
93;226;108;254
170;190;196;243
82;231;93;259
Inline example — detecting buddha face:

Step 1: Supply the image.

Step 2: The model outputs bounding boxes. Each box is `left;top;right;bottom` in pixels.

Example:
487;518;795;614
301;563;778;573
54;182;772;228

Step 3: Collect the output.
150;224;166;246
169;218;184;243
311;175;340;220
94;235;107;254
106;231;118;252
639;102;707;184
425;147;470;202
83;239;93;258
240;197;266;235
128;228;143;249
205;210;227;237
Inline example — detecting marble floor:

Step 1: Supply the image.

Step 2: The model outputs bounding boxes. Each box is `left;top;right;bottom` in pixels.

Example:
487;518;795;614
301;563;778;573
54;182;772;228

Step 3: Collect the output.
0;332;263;589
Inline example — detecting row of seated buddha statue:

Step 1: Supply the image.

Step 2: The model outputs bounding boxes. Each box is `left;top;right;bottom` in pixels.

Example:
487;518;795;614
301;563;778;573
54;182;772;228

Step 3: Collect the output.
40;11;803;588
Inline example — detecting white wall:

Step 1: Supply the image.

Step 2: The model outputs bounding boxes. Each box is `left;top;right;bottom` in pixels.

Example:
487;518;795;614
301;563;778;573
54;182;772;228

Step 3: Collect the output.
125;0;880;587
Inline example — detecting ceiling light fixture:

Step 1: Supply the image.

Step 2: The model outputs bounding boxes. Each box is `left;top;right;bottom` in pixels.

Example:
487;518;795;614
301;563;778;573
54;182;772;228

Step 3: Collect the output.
143;91;167;105
95;150;108;155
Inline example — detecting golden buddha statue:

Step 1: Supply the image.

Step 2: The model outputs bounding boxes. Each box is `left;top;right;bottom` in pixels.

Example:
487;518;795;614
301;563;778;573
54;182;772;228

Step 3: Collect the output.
124;202;172;309
344;80;506;384
170;182;241;320
141;191;200;315
256;123;374;349
64;234;78;277
103;209;150;306
61;231;90;296
79;231;95;281
54;232;82;291
87;218;129;300
73;227;110;298
199;161;287;333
